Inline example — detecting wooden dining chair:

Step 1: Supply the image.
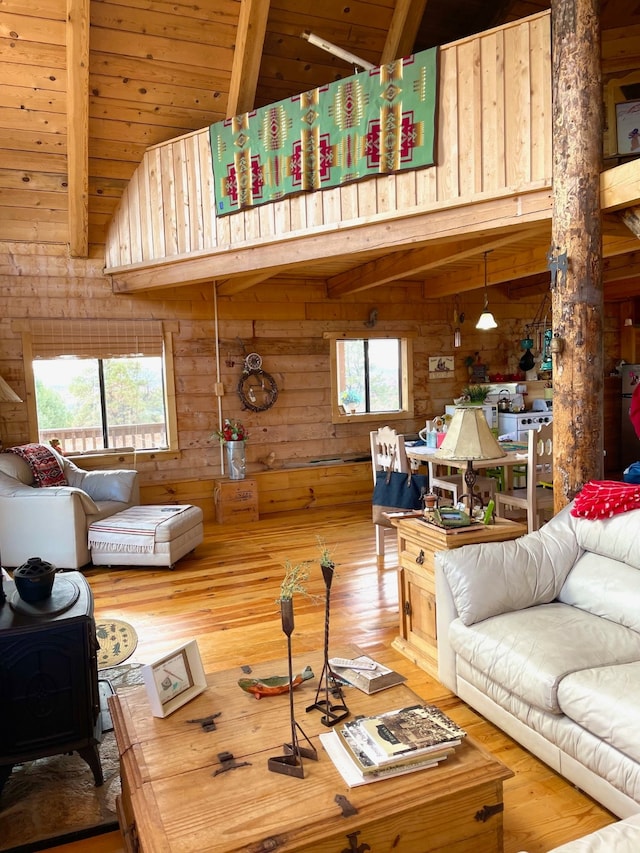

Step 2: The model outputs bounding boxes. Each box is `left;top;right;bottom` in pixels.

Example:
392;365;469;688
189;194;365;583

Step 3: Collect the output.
495;422;554;532
370;427;410;558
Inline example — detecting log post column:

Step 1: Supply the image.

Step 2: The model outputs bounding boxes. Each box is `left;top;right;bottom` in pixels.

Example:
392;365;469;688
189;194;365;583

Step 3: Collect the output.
551;0;603;509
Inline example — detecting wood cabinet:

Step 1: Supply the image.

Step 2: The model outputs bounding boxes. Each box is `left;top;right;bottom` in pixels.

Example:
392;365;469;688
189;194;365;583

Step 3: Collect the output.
621;326;640;363
392;517;527;679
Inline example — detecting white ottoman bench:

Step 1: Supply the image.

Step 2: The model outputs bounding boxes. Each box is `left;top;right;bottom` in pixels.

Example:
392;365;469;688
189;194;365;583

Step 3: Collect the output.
89;504;204;569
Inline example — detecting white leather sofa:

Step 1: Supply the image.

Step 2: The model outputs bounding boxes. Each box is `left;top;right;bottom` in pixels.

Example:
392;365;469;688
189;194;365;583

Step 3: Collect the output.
0;447;139;570
435;503;640;819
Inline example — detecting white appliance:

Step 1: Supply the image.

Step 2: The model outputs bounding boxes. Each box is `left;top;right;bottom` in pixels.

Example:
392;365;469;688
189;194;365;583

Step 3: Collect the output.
621;364;640;470
445;403;498;435
498;411;552;442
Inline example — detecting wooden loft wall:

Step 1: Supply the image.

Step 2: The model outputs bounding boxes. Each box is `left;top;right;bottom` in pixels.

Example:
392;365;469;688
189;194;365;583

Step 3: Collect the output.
103;12;552;279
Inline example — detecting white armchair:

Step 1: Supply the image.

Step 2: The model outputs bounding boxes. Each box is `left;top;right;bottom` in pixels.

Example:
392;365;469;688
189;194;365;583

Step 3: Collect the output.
0;446;139;569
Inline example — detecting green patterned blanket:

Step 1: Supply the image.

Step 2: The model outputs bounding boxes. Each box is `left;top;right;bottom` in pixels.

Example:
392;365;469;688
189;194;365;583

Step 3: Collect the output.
210;47;438;216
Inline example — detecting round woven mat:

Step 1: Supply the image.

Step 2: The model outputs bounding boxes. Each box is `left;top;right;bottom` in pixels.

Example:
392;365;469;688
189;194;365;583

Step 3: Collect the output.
95;619;138;669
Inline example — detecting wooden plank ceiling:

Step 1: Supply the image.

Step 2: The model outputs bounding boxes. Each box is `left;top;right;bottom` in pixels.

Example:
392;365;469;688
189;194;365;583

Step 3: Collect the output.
2;0;640;300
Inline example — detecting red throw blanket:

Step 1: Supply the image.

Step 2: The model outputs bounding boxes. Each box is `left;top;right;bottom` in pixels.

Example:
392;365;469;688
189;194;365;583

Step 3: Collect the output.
7;443;68;488
571;480;640;520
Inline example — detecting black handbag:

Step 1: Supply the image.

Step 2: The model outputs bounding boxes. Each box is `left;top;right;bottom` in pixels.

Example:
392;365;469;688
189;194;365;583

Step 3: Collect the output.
372;466;428;528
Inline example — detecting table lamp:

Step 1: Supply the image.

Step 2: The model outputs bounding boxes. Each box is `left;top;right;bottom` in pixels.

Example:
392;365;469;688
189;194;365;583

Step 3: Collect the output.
433;407;506;511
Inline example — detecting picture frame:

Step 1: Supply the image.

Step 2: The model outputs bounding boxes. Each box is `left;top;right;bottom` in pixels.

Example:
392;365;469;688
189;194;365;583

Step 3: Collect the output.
615;100;640;155
428;355;454;376
142;640;207;717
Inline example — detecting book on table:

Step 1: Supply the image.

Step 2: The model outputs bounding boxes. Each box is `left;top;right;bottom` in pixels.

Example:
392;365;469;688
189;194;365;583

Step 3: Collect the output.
319;729;451;787
329;655;406;694
320;703;467;786
343;703;466;767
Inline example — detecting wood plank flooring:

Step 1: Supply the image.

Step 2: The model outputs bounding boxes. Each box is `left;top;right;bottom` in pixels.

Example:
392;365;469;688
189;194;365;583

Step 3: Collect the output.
55;503;615;853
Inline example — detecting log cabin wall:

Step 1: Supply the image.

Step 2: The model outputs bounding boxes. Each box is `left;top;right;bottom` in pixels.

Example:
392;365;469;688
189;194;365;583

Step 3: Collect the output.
0;241;622;521
104;13;553;276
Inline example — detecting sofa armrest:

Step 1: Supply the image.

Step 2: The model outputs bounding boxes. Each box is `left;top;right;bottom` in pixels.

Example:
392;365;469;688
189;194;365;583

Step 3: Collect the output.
435;561;460;691
434;504;582;627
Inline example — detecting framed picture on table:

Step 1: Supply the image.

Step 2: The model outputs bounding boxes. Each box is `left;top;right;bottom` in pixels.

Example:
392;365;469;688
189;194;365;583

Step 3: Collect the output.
142;640;207;717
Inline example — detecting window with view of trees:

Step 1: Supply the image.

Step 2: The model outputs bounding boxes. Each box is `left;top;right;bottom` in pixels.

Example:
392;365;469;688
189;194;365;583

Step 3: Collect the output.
22;319;176;455
34;357;168;453
326;332;414;424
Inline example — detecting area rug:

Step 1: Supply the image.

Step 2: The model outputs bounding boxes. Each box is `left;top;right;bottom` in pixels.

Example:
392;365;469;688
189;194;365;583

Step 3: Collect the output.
95;618;138;668
0;663;144;853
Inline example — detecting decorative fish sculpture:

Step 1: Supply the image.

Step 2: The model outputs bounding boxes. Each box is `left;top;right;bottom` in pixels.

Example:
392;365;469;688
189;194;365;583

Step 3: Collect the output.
238;665;314;699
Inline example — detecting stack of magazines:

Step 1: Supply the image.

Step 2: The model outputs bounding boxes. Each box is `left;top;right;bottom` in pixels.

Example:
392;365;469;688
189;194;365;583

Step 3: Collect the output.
320;703;467;787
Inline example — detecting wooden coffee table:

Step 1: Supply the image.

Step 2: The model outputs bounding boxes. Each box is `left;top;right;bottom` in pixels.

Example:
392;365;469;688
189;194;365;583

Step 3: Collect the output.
110;650;512;852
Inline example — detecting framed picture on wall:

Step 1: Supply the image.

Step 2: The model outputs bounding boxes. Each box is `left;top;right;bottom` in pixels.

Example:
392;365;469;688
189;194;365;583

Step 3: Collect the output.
142;640;207;717
615;100;640;154
428;356;454;376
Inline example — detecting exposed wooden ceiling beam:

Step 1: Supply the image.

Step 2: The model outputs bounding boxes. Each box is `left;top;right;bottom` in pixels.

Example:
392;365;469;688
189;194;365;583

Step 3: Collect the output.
326;225;546;297
227;0;271;117
66;0;90;258
421;231;640;297
381;0;429;63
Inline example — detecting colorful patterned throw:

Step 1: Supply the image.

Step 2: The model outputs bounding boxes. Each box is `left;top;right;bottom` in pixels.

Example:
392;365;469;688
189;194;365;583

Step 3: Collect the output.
209;47;438;216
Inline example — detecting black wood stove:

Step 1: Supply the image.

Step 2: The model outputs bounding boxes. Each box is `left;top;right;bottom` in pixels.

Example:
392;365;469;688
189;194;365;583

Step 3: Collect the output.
0;570;103;798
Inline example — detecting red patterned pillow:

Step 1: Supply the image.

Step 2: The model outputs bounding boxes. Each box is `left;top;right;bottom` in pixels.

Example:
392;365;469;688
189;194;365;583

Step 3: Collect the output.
7;443;68;488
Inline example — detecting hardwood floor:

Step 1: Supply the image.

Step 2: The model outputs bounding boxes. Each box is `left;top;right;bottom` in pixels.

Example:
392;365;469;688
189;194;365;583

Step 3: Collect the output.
55;503;614;852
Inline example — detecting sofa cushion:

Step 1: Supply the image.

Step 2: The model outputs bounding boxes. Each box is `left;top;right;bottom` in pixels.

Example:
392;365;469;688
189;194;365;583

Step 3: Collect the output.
448;602;640;713
436;504;580;626
79;470;137;503
574;508;640;570
0;452;34;485
559;552;640;633
557;662;640;764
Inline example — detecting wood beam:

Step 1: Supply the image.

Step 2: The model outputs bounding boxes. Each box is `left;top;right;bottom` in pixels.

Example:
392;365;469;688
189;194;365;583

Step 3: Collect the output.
326;225;545;297
380;0;428;64
551;0;603;506
66;0;90;258
216;270;279;296
109;188;553;293
600;157;640;211
227;0;271;117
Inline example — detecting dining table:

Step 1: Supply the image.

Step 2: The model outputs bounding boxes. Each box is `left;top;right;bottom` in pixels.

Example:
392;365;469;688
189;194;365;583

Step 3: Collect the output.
404;439;529;491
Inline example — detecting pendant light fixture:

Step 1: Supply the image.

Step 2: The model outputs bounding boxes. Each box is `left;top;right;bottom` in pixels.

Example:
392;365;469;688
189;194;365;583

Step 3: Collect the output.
475;250;498;330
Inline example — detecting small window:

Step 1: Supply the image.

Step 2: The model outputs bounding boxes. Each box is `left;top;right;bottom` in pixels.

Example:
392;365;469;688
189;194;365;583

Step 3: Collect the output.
326;332;414;424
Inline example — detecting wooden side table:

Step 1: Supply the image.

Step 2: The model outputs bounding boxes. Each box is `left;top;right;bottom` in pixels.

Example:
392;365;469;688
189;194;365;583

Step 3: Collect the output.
392;517;527;679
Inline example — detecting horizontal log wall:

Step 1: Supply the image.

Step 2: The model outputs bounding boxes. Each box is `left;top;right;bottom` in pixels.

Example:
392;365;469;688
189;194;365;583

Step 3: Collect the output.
0;241;624;518
105;13;552;272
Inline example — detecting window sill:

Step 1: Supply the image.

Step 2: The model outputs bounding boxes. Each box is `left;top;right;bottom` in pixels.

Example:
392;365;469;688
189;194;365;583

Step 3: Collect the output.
67;448;179;468
332;411;412;426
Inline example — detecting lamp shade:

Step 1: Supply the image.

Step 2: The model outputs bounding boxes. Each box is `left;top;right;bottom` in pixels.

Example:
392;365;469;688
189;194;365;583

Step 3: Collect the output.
0;375;21;403
433;407;506;462
475;310;498;330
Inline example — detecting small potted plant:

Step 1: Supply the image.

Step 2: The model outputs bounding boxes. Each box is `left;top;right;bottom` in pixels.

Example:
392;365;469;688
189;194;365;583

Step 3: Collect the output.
462;384;491;405
340;387;361;414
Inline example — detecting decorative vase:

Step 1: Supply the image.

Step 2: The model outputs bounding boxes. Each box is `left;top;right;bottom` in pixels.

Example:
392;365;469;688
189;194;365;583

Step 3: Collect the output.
225;440;246;480
14;556;57;602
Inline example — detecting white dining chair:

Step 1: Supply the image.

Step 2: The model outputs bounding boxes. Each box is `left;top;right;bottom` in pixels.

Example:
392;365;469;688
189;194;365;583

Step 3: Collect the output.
370;427;410;558
495;422;554;532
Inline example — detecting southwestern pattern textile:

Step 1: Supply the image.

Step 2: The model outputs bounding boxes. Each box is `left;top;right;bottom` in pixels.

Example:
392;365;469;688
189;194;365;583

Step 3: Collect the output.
209;47;438;216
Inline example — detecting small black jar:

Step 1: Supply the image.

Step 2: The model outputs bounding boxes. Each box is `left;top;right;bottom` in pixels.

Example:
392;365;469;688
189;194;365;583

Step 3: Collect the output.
14;557;58;603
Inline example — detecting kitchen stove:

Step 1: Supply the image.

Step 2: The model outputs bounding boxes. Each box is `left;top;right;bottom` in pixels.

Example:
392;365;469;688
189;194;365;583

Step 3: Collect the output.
498;411;553;442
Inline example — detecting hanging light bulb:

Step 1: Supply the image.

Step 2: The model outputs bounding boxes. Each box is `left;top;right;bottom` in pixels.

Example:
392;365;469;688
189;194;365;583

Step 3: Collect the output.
476;251;498;330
